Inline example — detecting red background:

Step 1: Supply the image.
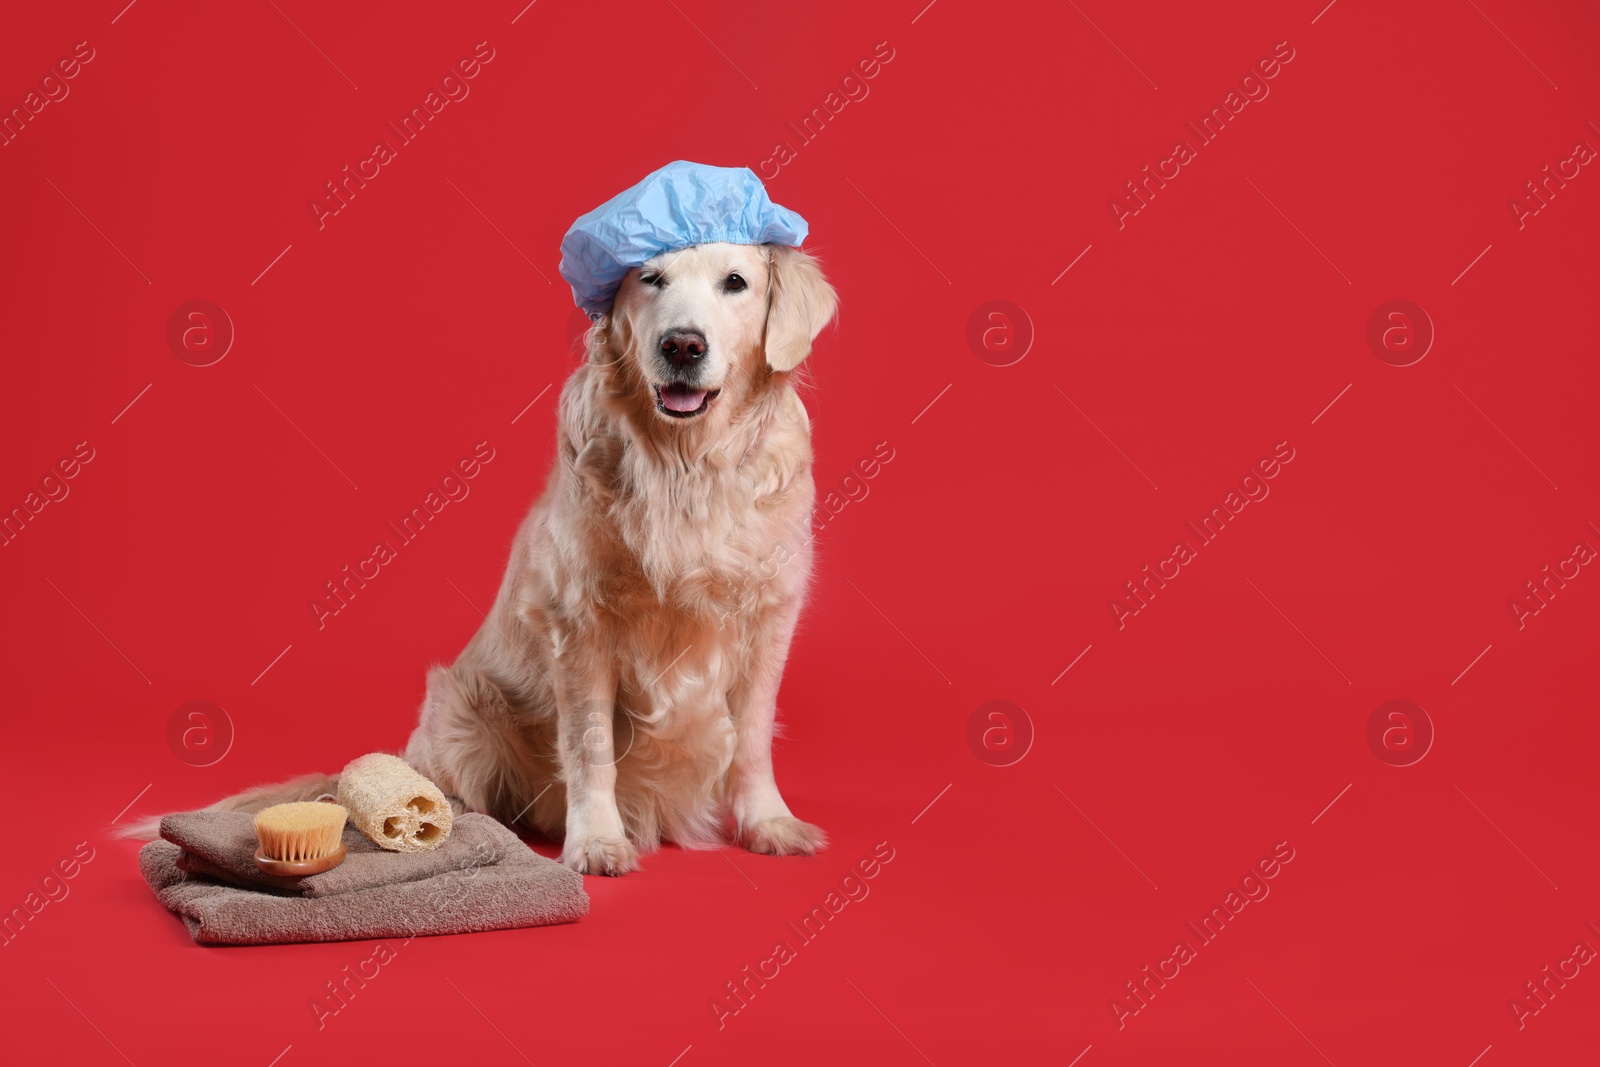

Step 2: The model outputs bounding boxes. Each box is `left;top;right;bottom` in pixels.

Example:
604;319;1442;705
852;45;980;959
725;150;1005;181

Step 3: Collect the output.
3;1;1598;1063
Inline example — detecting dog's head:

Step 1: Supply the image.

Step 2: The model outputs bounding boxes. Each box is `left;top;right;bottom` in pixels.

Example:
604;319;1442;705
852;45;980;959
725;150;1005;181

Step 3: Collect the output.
595;243;837;424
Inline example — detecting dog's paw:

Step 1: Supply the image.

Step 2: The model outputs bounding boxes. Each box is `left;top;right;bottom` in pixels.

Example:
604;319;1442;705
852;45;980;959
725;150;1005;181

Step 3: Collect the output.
562;835;639;876
742;816;827;857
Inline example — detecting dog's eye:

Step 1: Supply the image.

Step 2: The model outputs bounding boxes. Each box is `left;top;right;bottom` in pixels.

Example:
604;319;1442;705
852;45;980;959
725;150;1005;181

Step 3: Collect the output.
723;273;747;293
640;272;665;288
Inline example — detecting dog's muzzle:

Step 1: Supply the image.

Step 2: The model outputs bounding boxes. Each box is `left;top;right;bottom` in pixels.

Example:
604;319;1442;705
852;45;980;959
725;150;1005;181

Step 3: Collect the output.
654;329;718;417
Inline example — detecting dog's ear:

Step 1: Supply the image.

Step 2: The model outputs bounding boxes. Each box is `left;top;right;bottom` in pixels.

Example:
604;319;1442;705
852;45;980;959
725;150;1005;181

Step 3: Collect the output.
592;300;633;367
762;245;838;372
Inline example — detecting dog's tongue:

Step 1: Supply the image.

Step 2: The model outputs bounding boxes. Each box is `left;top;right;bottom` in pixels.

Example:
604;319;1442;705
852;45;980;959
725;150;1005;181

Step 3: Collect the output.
660;383;708;412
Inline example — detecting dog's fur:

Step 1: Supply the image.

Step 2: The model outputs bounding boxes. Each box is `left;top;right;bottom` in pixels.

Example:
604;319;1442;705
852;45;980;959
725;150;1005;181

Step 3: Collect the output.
131;241;838;877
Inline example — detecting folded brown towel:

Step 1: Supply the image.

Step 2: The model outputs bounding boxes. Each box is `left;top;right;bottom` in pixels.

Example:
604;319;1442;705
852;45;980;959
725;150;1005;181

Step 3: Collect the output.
139;813;587;945
161;810;505;898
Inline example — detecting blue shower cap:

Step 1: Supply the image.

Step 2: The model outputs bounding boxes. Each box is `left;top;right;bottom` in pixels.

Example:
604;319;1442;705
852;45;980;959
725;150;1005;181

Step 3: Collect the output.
558;160;809;319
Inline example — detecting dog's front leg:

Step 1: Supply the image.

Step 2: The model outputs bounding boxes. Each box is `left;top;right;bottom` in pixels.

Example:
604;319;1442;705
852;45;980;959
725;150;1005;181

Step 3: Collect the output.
730;603;827;856
556;663;639;876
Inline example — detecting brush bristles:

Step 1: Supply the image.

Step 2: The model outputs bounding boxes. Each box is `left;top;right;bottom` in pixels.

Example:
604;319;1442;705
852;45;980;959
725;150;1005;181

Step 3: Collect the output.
254;802;348;862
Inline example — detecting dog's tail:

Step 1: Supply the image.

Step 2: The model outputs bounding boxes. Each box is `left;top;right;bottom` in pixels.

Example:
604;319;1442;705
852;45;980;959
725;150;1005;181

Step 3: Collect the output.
111;771;340;842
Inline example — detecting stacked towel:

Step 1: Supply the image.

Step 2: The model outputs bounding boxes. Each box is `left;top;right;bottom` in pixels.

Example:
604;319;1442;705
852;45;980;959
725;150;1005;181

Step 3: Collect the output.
139;811;587;946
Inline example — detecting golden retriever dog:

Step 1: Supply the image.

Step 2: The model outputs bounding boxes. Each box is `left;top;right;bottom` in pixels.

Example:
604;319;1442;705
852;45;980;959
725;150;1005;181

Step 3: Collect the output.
144;241;838;876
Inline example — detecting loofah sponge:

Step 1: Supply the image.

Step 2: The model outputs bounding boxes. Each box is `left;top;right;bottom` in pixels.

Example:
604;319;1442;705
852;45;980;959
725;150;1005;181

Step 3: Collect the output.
336;753;452;853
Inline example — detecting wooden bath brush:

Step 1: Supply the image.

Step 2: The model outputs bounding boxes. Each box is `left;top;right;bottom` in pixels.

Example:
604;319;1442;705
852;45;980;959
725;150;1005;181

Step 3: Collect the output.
253;800;349;875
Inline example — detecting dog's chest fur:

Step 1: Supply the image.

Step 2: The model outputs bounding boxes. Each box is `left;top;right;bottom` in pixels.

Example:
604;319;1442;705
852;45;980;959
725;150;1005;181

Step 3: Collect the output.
595;448;808;647
545;378;814;719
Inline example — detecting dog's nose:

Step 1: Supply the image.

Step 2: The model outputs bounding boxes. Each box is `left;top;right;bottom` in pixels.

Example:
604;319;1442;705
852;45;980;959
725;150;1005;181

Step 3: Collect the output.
659;330;707;367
